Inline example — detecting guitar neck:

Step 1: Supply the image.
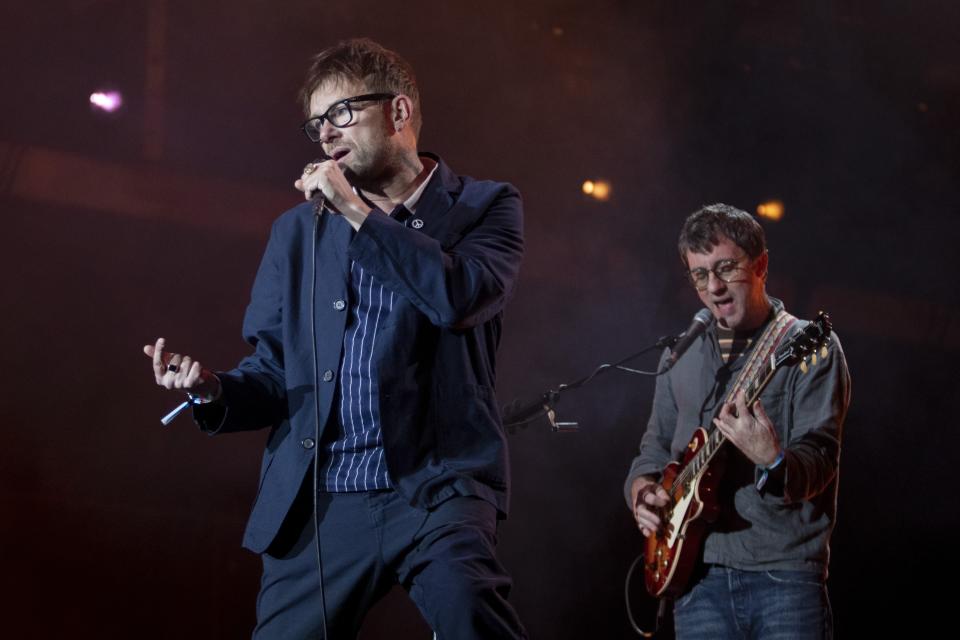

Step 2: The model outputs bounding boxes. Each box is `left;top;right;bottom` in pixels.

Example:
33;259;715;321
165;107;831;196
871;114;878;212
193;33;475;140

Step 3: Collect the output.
674;358;779;491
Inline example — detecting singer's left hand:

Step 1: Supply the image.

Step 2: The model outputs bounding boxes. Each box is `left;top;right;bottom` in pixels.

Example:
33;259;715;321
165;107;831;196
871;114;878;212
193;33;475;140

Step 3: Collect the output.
713;391;782;466
295;160;371;230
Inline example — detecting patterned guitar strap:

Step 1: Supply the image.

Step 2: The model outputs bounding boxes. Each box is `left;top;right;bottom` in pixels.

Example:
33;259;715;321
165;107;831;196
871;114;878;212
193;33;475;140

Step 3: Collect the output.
721;308;798;408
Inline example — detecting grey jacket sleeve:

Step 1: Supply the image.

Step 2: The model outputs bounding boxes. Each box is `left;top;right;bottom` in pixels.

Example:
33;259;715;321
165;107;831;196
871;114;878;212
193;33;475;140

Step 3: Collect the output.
623;349;677;506
771;332;851;503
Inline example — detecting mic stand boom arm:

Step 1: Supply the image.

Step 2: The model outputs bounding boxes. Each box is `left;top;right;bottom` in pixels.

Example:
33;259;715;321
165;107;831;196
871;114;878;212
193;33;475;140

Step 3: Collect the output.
502;333;680;434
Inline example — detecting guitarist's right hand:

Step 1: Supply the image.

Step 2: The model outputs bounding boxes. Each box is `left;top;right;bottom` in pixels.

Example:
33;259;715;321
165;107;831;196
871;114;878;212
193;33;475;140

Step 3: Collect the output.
630;475;670;538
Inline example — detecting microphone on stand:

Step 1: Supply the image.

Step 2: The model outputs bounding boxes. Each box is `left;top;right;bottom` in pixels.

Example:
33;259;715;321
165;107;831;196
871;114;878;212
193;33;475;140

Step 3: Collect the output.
662;308;714;372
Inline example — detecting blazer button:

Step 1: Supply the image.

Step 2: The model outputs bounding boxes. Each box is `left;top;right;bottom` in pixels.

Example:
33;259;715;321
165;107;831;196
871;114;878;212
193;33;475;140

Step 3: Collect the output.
322;370;334;382
333;299;346;311
301;438;315;449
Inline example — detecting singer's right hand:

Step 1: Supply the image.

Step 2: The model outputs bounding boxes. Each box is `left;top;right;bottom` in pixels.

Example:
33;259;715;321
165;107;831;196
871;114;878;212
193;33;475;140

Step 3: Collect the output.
143;337;220;402
630;475;670;538
294;158;331;202
294;159;372;231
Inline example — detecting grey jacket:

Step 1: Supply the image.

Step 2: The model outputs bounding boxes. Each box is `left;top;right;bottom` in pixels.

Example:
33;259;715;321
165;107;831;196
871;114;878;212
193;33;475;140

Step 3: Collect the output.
624;299;851;574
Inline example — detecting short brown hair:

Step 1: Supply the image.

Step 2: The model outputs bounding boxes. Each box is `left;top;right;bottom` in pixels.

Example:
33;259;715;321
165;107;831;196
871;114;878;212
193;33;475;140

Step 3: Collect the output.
678;203;766;266
298;38;422;136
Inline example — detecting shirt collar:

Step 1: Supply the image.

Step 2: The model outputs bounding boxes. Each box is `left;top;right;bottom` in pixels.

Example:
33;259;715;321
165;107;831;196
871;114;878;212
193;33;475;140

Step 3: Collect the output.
352;158;439;219
401;159;439;214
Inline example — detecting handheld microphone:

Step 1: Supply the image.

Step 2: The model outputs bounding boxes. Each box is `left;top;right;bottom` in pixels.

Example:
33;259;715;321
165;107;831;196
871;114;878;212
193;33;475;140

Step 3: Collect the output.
312;193;326;216
662;309;714;372
305;154;330;216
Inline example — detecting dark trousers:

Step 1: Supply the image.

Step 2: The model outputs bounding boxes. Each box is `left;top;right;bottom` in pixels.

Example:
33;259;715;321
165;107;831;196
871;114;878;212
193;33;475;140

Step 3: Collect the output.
253;483;527;639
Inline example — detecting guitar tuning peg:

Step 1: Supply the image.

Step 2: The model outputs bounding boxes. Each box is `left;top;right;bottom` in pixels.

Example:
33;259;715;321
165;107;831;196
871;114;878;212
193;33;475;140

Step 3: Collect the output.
820;345;828;358
811;353;818;366
800;359;808;374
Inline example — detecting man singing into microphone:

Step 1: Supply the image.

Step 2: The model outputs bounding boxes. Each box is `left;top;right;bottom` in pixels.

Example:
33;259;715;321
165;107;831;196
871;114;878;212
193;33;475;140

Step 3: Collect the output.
144;38;527;639
625;204;850;638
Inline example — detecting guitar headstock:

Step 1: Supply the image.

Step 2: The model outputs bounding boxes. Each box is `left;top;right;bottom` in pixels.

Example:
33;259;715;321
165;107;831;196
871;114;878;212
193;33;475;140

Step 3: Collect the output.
777;311;832;371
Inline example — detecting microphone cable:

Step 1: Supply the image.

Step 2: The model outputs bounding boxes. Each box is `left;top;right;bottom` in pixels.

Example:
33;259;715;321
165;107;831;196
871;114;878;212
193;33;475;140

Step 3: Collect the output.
311;197;330;639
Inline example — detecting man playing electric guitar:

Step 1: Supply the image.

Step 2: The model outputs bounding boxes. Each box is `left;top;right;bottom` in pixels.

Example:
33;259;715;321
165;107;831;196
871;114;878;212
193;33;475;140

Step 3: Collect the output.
625;204;851;639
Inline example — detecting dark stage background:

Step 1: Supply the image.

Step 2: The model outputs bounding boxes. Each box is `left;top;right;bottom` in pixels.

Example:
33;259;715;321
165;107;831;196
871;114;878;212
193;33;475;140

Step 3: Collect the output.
2;1;957;637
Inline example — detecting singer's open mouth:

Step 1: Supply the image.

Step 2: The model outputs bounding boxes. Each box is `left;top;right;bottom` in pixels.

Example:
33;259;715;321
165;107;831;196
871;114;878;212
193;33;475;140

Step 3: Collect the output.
713;297;734;313
331;148;350;161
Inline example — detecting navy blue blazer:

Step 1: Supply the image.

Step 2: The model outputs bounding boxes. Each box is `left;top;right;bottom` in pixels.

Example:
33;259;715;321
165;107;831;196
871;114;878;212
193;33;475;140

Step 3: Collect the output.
195;155;524;553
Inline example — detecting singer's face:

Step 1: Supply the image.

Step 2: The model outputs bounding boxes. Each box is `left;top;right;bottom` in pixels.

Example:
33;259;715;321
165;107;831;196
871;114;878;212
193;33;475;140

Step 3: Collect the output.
308;79;396;183
685;235;769;331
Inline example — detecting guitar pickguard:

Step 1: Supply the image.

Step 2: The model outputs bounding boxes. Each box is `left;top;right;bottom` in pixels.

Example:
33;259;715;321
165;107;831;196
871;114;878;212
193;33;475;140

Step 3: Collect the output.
665;484;695;548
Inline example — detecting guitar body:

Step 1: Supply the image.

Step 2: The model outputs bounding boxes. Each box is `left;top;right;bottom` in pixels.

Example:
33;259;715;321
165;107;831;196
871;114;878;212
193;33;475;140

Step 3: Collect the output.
644;428;723;598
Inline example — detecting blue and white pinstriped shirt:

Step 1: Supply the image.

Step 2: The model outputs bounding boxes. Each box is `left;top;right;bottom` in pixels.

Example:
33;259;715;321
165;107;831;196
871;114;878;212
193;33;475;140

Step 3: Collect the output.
321;164;439;492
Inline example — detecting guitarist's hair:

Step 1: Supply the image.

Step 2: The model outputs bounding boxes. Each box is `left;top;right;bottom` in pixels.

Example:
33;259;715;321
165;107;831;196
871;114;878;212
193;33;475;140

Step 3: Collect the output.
678;203;767;266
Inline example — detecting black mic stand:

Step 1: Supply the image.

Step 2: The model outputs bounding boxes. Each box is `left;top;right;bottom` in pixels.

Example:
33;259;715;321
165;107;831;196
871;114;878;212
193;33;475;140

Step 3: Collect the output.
502;333;681;434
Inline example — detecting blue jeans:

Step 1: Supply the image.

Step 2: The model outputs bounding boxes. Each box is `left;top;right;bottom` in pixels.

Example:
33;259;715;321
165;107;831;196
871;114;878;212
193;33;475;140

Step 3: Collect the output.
673;565;833;639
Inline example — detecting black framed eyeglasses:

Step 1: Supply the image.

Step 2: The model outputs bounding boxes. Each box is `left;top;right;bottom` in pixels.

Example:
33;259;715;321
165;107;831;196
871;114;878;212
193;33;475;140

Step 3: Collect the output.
686;256;751;291
300;93;396;143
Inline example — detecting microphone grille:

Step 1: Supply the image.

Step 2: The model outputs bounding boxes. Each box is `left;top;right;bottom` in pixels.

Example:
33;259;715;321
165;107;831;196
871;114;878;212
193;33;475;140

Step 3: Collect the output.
694;308;715;326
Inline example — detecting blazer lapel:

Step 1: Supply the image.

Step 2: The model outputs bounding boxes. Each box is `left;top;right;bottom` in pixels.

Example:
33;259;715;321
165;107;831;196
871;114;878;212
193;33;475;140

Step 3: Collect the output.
404;153;461;241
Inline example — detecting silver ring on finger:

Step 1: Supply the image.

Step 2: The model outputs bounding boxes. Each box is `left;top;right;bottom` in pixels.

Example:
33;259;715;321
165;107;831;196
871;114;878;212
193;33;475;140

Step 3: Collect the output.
302;162;318;175
167;363;179;373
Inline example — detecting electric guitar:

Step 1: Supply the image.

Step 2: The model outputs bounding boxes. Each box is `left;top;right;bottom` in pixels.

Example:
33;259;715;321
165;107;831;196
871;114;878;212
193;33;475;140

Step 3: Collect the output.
644;311;833;598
